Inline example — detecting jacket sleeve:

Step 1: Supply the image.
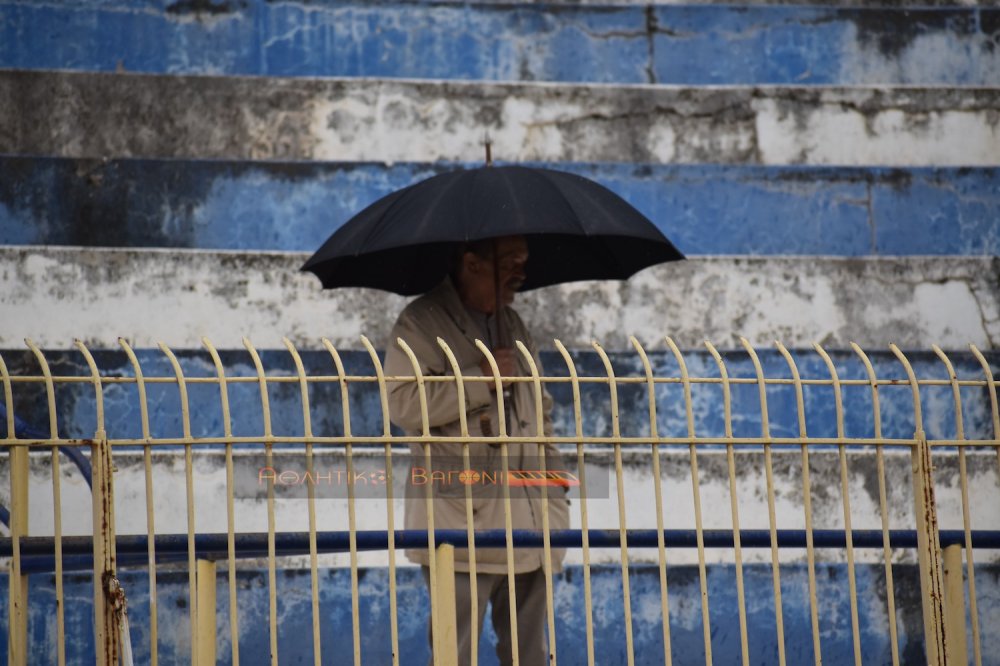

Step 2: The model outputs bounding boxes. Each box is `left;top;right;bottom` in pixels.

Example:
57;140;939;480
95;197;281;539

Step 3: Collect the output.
384;308;493;432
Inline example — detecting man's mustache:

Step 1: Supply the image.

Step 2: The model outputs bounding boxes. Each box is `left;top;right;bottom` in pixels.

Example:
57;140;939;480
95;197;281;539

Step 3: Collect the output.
505;279;524;291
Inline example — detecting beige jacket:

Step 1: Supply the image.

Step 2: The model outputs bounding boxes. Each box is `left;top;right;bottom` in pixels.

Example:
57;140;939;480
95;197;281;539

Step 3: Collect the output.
384;278;570;574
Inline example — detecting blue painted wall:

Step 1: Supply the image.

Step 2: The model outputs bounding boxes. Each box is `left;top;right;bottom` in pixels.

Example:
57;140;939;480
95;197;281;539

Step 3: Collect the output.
3;158;999;256
2;349;997;446
0;554;1000;664
4;563;999;664
2;1;999;84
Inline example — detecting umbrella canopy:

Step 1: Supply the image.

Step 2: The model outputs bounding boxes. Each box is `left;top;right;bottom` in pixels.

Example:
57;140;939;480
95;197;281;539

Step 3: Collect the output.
302;165;684;295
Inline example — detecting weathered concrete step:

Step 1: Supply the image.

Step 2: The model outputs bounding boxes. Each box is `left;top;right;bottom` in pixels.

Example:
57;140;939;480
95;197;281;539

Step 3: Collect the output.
2;1;998;85
2;246;995;350
3;70;998;166
2;156;998;256
14;563;999;665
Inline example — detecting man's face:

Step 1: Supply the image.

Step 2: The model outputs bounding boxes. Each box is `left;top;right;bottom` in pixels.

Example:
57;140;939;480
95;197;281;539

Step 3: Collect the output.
464;236;529;312
493;236;529;306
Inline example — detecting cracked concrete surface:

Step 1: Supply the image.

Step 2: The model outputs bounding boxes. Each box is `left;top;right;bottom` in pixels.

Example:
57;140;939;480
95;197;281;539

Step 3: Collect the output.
2;71;998;165
1;246;995;350
6;2;1000;85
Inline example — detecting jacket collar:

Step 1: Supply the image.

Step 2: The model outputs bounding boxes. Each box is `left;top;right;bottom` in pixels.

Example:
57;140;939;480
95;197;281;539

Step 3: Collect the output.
426;276;511;350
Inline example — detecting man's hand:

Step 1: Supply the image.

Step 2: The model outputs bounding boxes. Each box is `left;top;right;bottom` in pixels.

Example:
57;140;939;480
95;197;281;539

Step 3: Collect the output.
480;347;517;391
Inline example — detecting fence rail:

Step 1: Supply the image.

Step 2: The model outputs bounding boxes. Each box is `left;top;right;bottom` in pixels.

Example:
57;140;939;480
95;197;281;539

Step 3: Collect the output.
2;336;999;666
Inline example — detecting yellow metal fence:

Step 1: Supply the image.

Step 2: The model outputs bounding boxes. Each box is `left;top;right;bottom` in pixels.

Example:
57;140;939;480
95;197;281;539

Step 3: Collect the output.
2;337;999;666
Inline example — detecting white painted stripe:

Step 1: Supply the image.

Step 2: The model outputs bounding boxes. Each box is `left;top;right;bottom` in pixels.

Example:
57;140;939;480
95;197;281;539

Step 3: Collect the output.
3;70;999;166
20;448;1000;566
1;246;995;350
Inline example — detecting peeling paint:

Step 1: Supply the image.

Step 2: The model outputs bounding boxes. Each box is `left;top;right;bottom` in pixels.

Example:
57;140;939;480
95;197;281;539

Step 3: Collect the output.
3;71;998;166
6;448;999;569
1;247;997;350
2;3;999;85
7;561;995;664
5;157;997;256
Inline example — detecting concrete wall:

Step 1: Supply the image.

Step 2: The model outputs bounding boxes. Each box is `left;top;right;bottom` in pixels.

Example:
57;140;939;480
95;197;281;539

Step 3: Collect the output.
9;562;999;665
1;249;997;349
3;2;1000;85
3;158;999;255
5;71;1000;165
10;447;1000;566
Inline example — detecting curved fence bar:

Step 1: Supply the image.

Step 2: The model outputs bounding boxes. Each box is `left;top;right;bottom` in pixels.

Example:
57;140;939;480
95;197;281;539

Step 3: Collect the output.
774;340;822;665
516;339;558;666
666;336;712;665
969;344;1000;454
0;350;13;440
74;340;106;436
815;342;863;666
593;340;635;666
25;339;65;666
157;341;199;665
76;338;126;666
851;341;900;666
933;344;981;666
322;338;362;666
473;337;521;665
200;337;237;666
0;348;26;666
395;336;446;661
360;334;401;666
891;344;946;665
437;337;480;666
244;336;281;666
283;337;321;666
2;337;999;666
741;338;785;666
119;336;158;665
553;339;595;666
631;336;672;666
704;339;747;666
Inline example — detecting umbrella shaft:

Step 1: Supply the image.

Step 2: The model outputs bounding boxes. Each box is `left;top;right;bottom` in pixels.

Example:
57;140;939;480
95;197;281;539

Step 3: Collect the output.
492;238;507;348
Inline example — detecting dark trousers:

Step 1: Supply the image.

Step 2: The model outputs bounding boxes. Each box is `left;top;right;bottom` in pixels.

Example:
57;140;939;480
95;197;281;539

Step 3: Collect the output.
421;567;548;666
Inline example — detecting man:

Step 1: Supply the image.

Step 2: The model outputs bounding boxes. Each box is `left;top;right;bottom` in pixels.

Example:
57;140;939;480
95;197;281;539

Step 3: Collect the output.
383;235;570;666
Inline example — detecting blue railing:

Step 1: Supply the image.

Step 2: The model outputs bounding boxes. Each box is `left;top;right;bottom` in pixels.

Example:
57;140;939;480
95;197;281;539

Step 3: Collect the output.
7;529;1000;575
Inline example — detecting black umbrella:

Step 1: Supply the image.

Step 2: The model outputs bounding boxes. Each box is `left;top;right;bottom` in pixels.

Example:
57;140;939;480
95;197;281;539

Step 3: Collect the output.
301;165;683;296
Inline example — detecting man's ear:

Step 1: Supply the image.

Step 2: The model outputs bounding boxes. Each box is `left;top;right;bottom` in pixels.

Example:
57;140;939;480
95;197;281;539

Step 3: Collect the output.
463;252;480;274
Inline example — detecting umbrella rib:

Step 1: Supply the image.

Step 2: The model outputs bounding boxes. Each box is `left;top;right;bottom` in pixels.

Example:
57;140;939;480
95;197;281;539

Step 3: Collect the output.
356;170;470;253
495;168;527;238
351;186;413;255
549;170;617;235
415;171;472;243
539;170;630;274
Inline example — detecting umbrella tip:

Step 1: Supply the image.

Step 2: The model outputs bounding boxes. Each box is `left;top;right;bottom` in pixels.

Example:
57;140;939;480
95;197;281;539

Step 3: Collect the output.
482;131;493;167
